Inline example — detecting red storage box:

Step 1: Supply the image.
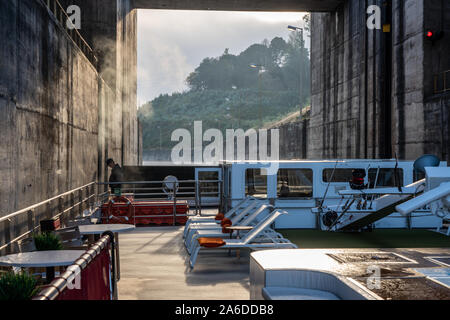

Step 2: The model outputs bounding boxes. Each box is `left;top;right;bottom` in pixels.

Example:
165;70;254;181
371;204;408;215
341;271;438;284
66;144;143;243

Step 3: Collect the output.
101;198;189;226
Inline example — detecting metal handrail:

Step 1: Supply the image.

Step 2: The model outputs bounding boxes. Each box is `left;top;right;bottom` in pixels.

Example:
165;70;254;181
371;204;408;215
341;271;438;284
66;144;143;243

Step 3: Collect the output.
0;182;96;254
0;182;95;224
97;180;220;184
1;178;222;253
99;179;223;221
33;232;116;300
43;0;98;68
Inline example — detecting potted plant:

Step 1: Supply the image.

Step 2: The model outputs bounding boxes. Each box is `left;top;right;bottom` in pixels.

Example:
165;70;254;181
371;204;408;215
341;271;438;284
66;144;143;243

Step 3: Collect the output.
0;272;38;300
33;232;63;251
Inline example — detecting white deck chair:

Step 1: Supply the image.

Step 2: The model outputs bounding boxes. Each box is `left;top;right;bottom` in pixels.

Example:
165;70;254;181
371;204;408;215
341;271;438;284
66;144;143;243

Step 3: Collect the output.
185;204;274;253
183;197;255;238
189;210;297;269
185;197;255;226
184;200;262;241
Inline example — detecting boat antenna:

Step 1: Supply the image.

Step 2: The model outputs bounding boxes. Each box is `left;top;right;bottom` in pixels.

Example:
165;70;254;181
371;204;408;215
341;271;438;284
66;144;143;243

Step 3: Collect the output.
394;152;402;192
319;160;339;209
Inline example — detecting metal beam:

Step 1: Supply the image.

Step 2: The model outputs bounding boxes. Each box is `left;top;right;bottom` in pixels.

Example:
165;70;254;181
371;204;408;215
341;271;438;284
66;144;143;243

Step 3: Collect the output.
132;0;344;12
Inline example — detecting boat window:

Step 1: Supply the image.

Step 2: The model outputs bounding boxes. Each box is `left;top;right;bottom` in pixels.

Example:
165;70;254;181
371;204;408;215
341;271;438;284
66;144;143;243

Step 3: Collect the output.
198;171;219;198
277;169;313;198
245;169;267;198
322;169;357;183
368;168;404;187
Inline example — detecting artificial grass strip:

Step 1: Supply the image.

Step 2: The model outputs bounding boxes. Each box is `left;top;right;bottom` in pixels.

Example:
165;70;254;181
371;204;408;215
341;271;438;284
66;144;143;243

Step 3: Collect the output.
278;229;450;249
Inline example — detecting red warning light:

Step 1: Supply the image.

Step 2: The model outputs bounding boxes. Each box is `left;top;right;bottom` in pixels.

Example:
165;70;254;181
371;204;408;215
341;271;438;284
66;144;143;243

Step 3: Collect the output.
427;31;433;38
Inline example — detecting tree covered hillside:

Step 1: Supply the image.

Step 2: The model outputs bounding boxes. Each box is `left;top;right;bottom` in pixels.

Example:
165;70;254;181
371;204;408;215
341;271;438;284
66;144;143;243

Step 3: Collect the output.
138;30;310;151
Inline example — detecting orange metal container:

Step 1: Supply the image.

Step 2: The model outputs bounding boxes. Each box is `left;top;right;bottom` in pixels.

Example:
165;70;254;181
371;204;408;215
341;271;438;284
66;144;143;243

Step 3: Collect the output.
101;198;189;226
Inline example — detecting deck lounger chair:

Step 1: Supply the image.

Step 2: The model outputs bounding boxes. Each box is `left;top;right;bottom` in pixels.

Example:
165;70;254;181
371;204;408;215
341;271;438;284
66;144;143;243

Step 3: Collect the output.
183;197;258;239
189;210;297;269
184;197;255;232
184;200;262;241
185;204;273;253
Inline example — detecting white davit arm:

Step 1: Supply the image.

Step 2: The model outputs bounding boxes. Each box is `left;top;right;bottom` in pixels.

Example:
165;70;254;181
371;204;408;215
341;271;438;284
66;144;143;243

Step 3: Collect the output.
396;182;450;216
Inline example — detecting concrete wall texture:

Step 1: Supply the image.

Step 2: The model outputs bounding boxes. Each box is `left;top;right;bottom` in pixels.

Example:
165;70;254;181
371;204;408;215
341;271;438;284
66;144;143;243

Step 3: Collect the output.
1;0;448;217
306;0;449;162
0;0;139;216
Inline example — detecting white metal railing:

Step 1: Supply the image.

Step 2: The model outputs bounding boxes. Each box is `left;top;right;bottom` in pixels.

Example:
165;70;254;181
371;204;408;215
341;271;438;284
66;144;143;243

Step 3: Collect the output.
97;179;223;222
0;179;223;254
43;0;98;68
0;182;97;255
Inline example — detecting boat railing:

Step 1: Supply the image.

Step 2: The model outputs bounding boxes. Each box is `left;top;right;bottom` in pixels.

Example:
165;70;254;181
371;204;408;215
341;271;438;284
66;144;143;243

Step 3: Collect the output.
96;179;224;219
33;232;116;300
0;182;97;256
0;177;224;256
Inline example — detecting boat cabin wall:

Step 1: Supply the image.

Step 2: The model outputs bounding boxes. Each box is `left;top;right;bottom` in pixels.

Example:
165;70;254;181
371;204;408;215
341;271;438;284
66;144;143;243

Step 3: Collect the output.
222;160;447;229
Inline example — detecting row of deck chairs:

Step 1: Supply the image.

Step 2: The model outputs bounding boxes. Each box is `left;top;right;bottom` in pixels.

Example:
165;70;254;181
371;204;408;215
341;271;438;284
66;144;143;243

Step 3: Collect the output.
184;197;297;269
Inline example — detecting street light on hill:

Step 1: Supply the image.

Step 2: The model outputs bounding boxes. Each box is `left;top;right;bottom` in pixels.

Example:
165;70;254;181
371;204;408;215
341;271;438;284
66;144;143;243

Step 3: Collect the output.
288;25;304;116
250;64;265;128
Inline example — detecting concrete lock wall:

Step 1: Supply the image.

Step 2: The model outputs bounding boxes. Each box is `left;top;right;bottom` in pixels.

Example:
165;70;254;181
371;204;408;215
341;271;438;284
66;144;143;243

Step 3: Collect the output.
0;0;139;216
302;0;450;162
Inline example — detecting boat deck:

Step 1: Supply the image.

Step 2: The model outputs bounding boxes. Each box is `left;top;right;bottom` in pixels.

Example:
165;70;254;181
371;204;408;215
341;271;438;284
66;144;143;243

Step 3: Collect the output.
117;224;252;299
116;211;450;300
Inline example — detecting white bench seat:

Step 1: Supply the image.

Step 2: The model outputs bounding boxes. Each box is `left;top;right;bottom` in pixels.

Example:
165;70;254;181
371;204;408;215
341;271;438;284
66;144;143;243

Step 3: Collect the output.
262;287;341;300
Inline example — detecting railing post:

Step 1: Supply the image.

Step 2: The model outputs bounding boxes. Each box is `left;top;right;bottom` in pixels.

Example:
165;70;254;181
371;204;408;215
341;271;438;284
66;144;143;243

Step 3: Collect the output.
47;200;53;220
58;196;65;226
198;182;202;216
172;182;177;226
219;180;224;214
194;180;199;215
78;189;83;217
27;209;35;234
4;219;11;255
90;184;95;209
70;192;75;220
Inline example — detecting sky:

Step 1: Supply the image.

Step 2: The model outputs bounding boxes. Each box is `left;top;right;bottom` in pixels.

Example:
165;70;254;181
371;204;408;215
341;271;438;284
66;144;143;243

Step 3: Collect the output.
137;10;308;105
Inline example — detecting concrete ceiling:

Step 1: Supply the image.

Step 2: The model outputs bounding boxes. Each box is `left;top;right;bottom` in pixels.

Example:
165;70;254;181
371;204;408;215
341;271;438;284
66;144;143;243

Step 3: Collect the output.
132;0;344;12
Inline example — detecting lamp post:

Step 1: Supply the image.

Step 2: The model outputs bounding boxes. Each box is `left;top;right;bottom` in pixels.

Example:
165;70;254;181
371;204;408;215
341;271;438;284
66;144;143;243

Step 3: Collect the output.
157;125;162;152
288;25;304;115
231;85;240;128
250;64;265;128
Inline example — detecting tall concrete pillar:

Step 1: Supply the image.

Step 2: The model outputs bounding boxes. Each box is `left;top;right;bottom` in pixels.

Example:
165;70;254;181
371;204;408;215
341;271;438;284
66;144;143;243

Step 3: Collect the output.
60;0;138;168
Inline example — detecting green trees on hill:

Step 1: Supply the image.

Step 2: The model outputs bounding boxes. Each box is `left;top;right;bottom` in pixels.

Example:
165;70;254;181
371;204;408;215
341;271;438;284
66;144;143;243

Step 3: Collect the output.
138;30;310;151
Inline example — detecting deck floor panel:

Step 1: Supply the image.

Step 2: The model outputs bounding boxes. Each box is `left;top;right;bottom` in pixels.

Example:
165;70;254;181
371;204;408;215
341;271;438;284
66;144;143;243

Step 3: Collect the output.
118;226;250;300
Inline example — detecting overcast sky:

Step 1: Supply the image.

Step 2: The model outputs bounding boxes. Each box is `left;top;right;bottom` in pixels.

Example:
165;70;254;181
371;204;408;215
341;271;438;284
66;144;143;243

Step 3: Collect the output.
137;10;308;105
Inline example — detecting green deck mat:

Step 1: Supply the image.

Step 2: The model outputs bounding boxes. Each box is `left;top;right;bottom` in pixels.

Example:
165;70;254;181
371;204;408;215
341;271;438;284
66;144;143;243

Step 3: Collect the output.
278;229;450;248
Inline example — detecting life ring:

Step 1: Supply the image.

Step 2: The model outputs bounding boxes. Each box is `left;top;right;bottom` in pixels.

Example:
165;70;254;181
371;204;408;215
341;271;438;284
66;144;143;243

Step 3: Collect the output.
106;196;134;224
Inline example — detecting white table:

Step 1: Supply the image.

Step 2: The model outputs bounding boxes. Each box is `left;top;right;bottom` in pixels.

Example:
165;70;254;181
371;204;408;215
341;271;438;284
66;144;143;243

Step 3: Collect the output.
0;250;85;282
78;224;135;235
78;224;135;281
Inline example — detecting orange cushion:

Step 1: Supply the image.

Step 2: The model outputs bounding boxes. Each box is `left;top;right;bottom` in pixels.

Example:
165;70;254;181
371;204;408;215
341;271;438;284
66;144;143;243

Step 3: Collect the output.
215;213;225;220
197;237;226;248
221;218;232;227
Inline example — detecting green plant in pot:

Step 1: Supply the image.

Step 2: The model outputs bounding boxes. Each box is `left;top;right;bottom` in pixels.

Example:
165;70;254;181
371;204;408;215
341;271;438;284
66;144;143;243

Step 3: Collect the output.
33;232;63;251
0;272;39;300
